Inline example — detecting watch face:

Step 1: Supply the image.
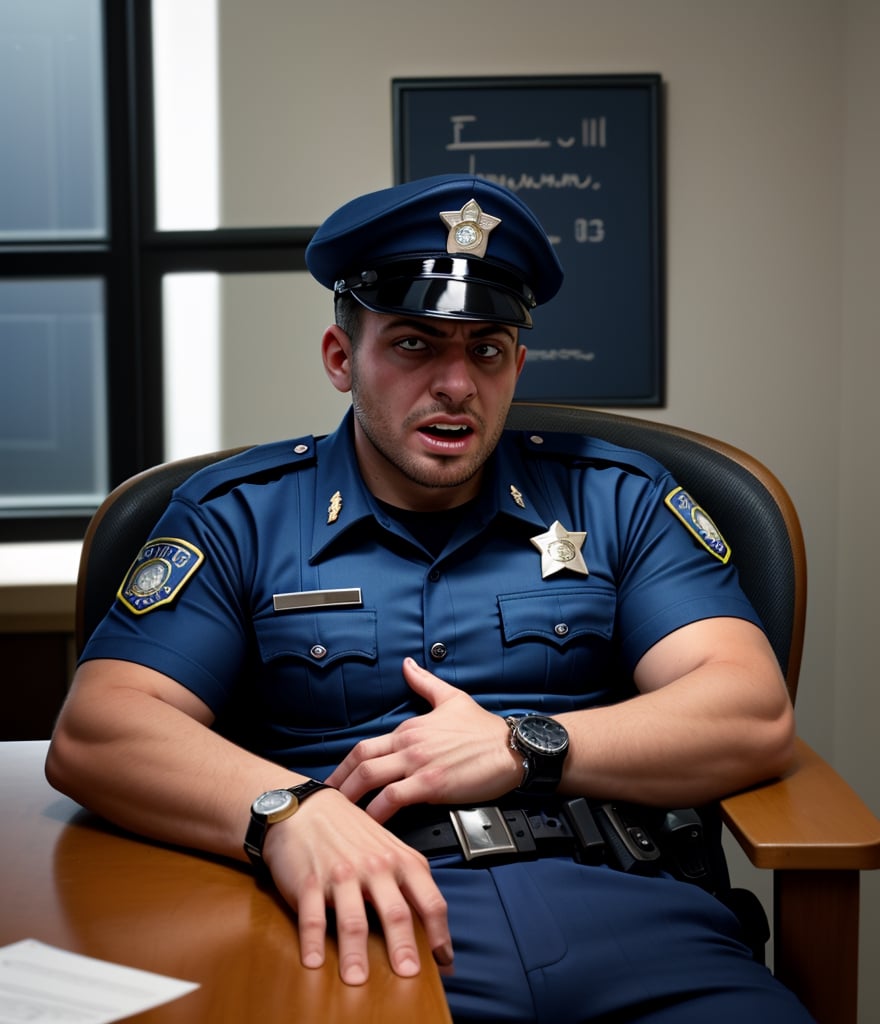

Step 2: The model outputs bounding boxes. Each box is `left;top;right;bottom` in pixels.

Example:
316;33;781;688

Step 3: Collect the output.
517;715;569;756
253;789;294;815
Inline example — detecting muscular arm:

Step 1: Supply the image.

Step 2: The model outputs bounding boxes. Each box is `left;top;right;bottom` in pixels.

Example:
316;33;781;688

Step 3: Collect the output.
47;660;265;856
556;617;796;806
45;659;451;985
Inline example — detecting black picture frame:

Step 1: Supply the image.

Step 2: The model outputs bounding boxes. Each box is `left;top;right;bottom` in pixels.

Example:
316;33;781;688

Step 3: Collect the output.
393;75;664;406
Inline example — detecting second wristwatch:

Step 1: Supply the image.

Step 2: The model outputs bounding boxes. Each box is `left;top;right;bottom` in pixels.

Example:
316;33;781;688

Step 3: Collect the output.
506;714;570;793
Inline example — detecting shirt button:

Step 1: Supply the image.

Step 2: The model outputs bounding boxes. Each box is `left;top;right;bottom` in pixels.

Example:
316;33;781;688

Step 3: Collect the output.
310;644;328;659
554;623;569;637
429;642;448;661
428;569;441;582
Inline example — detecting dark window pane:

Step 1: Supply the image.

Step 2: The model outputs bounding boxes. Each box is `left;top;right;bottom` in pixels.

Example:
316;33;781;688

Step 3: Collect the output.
0;279;108;512
0;0;107;240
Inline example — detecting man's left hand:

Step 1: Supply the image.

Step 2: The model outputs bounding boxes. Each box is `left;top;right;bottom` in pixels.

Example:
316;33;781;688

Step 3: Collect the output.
326;657;522;823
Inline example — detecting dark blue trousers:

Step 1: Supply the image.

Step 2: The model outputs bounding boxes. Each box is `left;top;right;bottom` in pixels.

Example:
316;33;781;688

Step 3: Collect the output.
433;857;814;1023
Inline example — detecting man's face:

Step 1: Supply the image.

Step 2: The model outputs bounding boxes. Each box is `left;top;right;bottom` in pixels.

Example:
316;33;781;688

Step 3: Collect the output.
325;309;527;510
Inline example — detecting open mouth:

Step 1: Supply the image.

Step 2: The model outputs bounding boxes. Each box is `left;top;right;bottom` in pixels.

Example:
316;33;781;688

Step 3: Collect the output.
419;423;474;440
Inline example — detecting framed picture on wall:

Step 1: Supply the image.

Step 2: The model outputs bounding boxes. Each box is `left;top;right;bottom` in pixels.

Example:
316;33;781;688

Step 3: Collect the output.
392;75;664;407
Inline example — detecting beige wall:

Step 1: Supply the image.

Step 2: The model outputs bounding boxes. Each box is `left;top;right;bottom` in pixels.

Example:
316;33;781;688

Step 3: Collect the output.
210;1;879;1016
838;5;880;1017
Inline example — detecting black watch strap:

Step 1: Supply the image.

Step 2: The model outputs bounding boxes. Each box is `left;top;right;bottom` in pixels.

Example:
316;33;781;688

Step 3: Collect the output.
243;779;330;871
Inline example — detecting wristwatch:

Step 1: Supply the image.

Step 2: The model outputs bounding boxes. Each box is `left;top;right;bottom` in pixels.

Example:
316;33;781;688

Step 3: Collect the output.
243;779;330;870
506;714;570;793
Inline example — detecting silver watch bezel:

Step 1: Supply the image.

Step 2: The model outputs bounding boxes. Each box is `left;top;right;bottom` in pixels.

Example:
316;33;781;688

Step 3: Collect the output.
251;788;298;823
511;714;570;757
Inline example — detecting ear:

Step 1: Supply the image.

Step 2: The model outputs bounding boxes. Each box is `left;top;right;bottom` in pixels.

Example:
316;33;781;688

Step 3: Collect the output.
321;325;353;393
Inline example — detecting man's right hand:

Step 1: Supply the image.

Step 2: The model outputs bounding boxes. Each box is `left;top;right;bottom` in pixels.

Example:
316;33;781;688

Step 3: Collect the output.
47;660;452;989
263;787;453;986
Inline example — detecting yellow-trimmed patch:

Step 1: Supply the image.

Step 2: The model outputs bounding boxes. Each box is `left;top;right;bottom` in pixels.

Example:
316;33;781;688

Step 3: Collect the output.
664;488;731;563
118;537;205;614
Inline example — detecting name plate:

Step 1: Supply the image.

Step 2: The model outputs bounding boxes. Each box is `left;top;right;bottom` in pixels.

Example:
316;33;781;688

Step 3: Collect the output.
272;588;363;612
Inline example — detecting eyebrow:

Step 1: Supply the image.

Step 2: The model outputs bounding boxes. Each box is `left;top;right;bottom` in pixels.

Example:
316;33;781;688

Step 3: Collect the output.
382;317;518;344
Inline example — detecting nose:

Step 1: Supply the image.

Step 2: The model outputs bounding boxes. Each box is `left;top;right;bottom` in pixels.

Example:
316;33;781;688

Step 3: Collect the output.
430;348;477;405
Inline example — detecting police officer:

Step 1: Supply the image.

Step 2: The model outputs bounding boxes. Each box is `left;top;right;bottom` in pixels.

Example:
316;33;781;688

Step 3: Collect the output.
47;175;813;1021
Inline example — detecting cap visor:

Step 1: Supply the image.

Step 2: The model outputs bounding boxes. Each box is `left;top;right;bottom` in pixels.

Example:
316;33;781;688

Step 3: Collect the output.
351;278;533;328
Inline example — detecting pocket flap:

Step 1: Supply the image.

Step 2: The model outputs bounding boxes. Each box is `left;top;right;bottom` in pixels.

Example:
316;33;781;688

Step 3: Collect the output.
255;609;378;667
498;587;615;646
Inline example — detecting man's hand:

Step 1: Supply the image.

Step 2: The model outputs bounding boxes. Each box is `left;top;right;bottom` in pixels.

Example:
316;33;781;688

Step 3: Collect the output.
326;658;523;823
264;786;452;986
46;660;453;990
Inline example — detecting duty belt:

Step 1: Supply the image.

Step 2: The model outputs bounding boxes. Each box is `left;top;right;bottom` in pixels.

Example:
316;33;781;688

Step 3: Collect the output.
390;797;666;872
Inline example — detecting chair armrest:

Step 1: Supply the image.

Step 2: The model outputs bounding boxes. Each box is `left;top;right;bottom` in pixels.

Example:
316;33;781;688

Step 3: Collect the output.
720;737;880;870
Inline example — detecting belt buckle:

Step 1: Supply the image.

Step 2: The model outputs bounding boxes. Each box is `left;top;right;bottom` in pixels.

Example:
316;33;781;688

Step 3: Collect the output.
449;806;518;861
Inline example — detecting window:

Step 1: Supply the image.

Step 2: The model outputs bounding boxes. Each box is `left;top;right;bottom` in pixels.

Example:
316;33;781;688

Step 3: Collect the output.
0;279;107;512
0;0;314;541
0;0;111;538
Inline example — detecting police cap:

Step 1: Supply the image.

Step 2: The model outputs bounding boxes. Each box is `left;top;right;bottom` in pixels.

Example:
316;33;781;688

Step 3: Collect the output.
305;174;564;328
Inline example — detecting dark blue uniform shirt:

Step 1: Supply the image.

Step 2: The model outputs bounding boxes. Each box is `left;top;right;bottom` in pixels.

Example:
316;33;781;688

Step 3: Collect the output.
82;410;762;777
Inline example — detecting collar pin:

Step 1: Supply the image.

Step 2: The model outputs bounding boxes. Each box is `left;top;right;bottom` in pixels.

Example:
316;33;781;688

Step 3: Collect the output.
327;491;343;524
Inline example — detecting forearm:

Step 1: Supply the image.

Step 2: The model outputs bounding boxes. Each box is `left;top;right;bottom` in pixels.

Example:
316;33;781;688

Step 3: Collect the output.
555;623;796;807
556;674;794;807
45;660;306;862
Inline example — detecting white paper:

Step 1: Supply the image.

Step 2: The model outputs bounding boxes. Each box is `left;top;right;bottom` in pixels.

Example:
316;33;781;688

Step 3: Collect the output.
0;939;199;1024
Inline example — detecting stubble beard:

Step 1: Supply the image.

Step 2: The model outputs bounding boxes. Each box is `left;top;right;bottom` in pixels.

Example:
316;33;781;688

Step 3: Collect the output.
350;384;505;494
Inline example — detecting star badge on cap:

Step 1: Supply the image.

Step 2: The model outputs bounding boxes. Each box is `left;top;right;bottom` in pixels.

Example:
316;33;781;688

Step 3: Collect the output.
440;199;501;258
530;520;589;579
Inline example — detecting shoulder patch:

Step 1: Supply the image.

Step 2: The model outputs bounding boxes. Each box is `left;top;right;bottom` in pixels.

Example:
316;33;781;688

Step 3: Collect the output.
664;487;731;563
118;537;205;614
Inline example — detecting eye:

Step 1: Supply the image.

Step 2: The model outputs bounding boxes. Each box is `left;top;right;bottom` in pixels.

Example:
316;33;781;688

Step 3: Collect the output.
472;342;503;359
395;337;428;352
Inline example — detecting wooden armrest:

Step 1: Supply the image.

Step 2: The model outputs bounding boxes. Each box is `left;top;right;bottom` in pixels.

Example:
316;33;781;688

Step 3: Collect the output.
720;736;880;870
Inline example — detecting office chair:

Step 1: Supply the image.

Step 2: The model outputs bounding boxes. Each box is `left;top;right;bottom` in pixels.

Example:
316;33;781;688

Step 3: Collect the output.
76;402;880;1024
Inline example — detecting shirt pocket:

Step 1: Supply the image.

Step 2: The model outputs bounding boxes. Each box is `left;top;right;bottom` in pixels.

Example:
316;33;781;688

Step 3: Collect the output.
253;609;397;728
496;585;617;695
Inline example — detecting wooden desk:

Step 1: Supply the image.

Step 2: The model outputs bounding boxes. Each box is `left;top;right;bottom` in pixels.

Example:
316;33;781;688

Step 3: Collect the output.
0;741;452;1023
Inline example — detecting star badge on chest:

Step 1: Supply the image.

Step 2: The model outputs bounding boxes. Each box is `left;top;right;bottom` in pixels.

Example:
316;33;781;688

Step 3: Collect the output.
530;520;589;579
